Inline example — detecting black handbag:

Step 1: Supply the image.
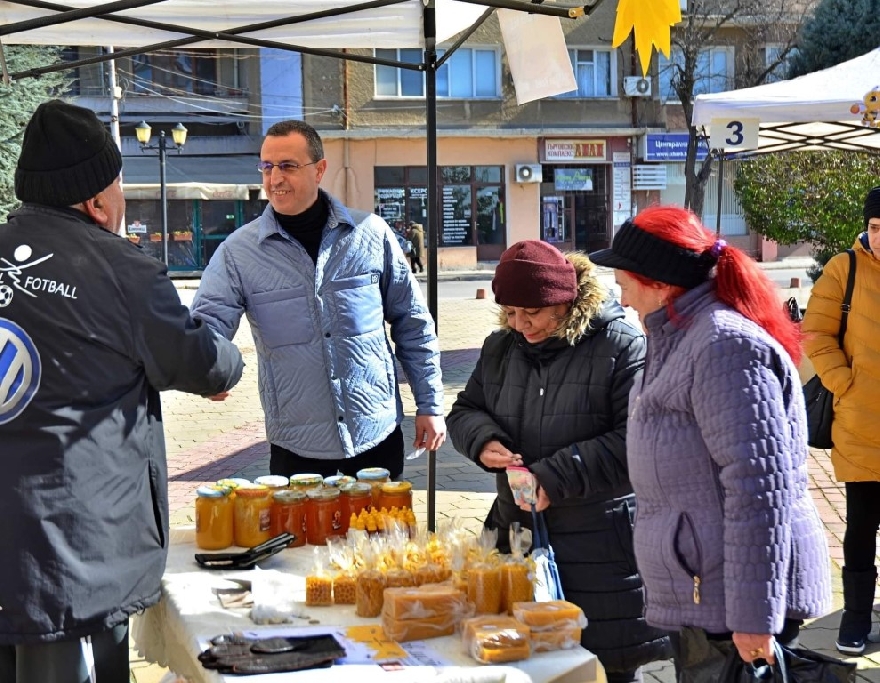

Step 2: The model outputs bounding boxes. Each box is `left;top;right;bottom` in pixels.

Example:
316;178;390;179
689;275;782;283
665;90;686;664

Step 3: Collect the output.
804;249;855;450
678;628;855;683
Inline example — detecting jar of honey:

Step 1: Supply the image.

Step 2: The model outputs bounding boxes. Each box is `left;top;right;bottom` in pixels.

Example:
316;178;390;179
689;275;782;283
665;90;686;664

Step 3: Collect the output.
356;467;390;507
340;482;373;527
270;489;307;547
323;474;357;489
289;473;325;492
255;475;290;491
305;487;343;545
233;484;272;548
216;477;251;495
377;481;413;511
195;485;234;550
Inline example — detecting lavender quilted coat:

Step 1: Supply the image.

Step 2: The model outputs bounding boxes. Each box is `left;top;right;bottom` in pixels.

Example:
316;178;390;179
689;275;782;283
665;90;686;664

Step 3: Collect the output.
627;282;831;635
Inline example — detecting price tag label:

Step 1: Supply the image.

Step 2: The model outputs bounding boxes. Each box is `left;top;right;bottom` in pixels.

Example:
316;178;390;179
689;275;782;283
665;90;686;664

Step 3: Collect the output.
709;118;759;151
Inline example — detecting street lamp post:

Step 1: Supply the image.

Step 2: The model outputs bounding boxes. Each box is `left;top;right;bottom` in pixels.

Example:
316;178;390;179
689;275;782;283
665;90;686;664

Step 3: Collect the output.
135;121;188;266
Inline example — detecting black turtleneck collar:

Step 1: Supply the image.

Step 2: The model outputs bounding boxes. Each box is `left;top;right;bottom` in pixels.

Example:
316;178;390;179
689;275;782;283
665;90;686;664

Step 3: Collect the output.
275;195;329;264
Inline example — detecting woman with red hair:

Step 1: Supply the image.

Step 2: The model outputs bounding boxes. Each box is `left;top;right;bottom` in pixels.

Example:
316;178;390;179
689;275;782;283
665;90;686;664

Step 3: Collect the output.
590;205;831;670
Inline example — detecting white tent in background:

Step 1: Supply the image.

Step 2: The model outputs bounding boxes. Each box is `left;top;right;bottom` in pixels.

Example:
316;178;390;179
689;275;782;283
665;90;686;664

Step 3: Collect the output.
692;47;880;155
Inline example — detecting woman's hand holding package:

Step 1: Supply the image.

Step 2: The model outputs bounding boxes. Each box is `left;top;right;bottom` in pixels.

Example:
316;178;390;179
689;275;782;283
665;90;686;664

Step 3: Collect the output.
733;633;776;664
479;440;523;469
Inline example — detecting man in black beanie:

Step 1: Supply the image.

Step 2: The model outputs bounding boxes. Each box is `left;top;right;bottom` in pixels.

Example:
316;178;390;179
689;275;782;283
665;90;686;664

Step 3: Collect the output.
0;100;244;682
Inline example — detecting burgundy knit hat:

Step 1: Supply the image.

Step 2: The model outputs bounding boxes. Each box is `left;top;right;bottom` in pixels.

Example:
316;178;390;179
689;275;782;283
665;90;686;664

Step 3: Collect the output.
492;240;577;308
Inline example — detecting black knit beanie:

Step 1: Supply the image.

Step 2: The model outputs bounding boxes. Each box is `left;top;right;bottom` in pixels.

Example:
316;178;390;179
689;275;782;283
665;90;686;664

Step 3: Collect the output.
864;186;880;228
492;240;577;308
15;100;122;207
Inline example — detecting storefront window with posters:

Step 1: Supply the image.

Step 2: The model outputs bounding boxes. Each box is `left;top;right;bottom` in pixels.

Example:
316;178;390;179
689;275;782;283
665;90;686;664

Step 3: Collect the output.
540;139;612;253
374;165;506;261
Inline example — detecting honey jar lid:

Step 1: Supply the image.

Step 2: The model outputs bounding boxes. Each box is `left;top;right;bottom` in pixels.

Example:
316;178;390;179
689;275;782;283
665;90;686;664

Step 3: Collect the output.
339;482;372;497
289;473;325;488
379;481;412;494
196;485;231;498
234;484;270;498
306;487;341;500
254;475;290;489
216;477;251;490
323;474;357;488
273;489;307;503
356;467;391;481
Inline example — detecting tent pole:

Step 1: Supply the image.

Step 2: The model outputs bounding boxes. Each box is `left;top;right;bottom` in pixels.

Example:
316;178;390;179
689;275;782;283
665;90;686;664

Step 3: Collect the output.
424;0;438;533
715;152;724;236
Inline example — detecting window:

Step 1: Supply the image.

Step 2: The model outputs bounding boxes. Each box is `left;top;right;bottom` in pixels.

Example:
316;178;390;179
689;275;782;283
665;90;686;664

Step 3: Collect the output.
125;49;246;97
375;47;500;98
557;49;614;98
763;45;795;83
658;47;732;102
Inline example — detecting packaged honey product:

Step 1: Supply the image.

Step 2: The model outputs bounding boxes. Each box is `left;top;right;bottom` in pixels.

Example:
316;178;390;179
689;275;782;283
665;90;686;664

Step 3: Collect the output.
531;627;582;652
467;563;502;615
195;485;233;550
355;568;386;618
461;615;531;665
333;572;357;605
385;568;415;588
232;484;272;548
305;574;332;606
500;559;533;614
381;611;456;642
413;562;444;586
383;584;468;621
510;600;587;630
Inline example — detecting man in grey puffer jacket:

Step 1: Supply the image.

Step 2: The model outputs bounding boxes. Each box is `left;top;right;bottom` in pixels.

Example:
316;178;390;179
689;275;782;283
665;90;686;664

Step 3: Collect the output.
192;120;445;480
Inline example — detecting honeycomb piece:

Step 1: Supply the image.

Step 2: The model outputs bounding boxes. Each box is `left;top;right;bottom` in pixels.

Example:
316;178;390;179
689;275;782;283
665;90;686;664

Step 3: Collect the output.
305;575;332;606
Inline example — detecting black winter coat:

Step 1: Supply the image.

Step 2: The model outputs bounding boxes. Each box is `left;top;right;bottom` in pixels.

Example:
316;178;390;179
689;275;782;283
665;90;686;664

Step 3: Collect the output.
447;256;671;673
0;204;243;644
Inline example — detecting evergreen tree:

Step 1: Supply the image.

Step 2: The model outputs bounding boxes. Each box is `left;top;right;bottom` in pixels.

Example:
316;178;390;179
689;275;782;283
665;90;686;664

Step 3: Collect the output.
789;0;880;76
734;151;880;278
0;46;69;222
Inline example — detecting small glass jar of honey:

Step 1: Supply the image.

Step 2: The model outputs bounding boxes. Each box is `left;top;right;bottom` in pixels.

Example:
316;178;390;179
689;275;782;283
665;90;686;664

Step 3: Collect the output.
195;485;234;550
377;481;413;511
289;473;325;492
270;489;307;547
233;484;272;548
305;487;343;545
356;467;391;508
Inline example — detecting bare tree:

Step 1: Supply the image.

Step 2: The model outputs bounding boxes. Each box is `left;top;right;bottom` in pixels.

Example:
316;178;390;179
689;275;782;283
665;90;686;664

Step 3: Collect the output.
662;0;811;216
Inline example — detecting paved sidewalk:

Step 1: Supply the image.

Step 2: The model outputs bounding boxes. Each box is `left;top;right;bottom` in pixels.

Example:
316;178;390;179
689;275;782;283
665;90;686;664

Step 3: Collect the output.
131;280;877;683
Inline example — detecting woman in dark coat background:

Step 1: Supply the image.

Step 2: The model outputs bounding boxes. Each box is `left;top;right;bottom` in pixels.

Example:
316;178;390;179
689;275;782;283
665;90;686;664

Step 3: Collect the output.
447;240;670;682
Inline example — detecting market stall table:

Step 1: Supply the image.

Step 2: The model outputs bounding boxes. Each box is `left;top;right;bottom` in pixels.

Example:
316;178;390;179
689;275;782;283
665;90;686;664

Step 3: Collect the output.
133;529;602;683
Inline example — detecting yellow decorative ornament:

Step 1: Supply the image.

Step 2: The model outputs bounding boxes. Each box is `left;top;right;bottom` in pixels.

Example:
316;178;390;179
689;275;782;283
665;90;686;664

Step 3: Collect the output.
612;0;682;77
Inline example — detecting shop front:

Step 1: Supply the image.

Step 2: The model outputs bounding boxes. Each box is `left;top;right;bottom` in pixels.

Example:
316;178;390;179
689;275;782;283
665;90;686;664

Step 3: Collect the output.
537;137;631;254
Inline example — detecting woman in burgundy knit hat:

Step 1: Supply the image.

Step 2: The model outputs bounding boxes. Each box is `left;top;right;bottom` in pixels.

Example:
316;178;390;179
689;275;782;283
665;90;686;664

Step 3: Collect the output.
448;240;671;681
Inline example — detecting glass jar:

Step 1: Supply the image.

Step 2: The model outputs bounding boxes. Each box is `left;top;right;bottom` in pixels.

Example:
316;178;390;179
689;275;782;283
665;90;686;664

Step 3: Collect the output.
233;484;272;548
323;474;357;489
378;481;413;511
216;477;251;496
255;475;290;491
289;473;325;492
305;487;343;545
340;482;373;530
356;467;391;508
270;489;307;547
195;485;234;550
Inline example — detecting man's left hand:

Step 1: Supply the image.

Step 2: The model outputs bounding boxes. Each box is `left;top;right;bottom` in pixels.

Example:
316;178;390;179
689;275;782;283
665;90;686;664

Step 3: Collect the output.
414;415;447;452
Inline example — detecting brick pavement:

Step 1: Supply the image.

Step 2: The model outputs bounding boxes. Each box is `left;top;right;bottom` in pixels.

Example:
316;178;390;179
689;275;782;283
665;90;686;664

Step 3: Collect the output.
131;280;880;683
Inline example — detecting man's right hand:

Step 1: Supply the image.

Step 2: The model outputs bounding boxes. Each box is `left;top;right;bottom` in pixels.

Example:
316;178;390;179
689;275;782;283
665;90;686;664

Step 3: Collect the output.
478;440;523;469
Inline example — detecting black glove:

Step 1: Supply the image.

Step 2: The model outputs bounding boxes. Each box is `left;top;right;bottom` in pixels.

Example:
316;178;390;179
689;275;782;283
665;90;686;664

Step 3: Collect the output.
198;633;346;674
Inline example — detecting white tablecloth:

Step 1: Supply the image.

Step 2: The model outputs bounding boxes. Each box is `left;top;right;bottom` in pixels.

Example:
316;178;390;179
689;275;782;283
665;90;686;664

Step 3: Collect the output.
132;528;601;683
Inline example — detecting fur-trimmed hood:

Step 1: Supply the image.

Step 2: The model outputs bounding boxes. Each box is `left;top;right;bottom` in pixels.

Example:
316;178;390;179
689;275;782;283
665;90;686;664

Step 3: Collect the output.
496;250;622;345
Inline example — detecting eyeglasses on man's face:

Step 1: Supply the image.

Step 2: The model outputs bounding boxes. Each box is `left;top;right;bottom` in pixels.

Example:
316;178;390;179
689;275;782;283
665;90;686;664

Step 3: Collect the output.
257;160;321;175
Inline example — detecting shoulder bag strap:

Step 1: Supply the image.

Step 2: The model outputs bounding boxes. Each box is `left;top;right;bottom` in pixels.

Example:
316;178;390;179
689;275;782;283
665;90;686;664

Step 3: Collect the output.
838;249;856;346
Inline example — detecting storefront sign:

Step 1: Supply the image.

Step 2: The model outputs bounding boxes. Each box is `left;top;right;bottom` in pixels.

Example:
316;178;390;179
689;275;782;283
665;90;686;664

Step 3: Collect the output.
643;134;709;162
612;152;632;227
554;168;593;191
544;139;607;162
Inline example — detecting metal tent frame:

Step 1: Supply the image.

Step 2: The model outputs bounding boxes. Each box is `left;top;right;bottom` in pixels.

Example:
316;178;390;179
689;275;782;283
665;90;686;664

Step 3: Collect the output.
0;0;601;529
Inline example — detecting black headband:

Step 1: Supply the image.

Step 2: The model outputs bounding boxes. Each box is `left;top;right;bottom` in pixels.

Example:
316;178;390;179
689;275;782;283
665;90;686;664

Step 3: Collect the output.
589;219;719;289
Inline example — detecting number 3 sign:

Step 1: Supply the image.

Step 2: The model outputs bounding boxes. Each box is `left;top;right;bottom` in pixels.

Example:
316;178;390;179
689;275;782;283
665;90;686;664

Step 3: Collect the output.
709;118;759;152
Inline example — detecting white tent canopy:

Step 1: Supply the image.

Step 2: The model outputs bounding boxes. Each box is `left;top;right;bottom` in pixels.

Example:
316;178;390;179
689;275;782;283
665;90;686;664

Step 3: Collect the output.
692;47;880;155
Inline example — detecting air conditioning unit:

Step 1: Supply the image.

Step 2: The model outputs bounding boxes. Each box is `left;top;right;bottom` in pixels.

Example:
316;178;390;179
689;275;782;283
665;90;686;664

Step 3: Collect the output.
623;77;652;97
514;164;543;183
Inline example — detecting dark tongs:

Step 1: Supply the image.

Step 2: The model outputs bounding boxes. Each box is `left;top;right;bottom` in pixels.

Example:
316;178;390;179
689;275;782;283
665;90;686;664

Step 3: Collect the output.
194;533;296;570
